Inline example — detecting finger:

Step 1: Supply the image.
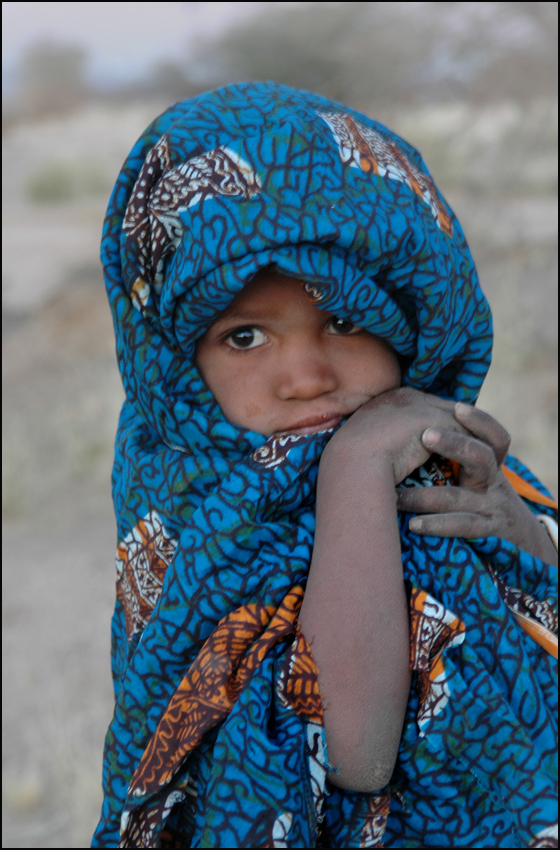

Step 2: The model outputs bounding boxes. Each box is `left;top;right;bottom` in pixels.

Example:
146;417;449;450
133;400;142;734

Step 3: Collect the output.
454;403;511;466
396;486;486;515
369;389;471;432
408;512;493;538
422;428;496;489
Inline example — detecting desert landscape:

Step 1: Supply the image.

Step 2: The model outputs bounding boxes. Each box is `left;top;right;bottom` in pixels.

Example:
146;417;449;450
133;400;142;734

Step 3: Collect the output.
3;3;557;846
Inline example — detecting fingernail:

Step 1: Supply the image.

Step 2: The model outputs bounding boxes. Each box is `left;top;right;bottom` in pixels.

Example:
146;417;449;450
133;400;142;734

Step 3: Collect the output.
409;518;422;532
455;402;472;416
423;428;440;445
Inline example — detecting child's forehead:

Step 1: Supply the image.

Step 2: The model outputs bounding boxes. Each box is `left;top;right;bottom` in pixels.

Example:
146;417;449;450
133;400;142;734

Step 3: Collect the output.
216;271;323;322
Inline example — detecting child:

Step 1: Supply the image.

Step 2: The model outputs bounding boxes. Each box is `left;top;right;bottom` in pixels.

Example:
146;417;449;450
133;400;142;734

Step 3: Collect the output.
91;82;557;848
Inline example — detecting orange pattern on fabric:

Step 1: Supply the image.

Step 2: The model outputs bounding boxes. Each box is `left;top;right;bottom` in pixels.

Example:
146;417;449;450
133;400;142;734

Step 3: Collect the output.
128;586;305;799
336;113;453;237
282;625;323;724
343;114;380;175
409;588;465;673
408;588;466;725
502;465;558;511
359;792;392;848
448;459;461;485
512;610;558;660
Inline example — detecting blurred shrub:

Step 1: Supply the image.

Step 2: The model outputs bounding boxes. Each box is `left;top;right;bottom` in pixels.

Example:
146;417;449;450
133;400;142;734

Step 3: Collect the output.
189;1;558;111
26;158;111;204
20;41;88;118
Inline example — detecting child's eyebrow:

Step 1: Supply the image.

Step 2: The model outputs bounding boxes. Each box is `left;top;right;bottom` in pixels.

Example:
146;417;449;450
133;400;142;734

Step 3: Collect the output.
213;309;274;326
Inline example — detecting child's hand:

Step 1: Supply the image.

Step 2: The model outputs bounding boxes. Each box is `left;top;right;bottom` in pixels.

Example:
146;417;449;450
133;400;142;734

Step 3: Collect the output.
325;387;471;485
396;403;558;564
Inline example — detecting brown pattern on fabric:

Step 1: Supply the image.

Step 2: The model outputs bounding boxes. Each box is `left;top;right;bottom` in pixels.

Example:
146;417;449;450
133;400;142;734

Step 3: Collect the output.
408;588;466;731
421;456;458;487
252;433;309;469
400;456;459;492
120;789;186;849
127;587;305;800
122;137;261;310
433;456;460;485
116;511;178;639
281;623;324;724
489;568;558;635
409;588;465;673
359;793;391;848
158;776;198;850
484;565;558;659
318;111;453;238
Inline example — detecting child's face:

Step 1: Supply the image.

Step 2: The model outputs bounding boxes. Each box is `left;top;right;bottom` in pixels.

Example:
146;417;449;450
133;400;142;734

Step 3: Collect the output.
195;269;401;436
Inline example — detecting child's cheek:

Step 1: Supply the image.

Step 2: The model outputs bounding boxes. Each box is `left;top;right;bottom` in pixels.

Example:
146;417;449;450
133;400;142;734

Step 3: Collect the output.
243;400;264;420
213;366;268;430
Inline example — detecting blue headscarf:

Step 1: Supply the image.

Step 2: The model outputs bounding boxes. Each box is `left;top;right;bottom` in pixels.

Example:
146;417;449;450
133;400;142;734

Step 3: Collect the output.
92;83;557;848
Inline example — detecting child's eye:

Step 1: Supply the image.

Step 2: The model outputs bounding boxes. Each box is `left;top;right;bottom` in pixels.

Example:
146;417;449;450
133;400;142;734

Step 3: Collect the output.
225;326;268;350
327;317;360;335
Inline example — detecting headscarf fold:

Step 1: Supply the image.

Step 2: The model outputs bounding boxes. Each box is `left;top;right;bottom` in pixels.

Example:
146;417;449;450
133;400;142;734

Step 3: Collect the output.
92;82;557;848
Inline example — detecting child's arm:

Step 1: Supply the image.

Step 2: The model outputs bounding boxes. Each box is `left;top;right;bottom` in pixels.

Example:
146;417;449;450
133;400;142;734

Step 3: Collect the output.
299;388;475;793
300;388;557;794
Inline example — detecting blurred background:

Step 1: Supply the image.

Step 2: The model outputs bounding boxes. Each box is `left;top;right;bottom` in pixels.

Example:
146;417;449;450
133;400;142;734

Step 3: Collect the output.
2;2;557;846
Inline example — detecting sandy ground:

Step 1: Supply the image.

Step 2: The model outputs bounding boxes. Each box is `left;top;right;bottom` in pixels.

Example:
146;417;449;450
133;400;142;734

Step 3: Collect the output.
3;273;125;848
2;98;557;848
3;514;116;848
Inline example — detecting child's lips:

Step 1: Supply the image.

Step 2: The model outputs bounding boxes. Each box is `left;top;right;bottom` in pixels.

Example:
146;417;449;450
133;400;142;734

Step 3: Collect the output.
277;413;346;435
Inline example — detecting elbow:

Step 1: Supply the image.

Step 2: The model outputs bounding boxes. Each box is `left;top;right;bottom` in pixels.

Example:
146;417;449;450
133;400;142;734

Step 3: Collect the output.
327;758;395;794
321;698;404;793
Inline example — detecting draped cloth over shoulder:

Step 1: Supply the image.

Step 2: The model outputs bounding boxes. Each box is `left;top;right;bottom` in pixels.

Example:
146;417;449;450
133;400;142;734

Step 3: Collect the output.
92;83;557;848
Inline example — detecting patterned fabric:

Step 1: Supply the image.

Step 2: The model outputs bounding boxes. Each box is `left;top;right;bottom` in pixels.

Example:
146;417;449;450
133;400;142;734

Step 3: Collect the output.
92;83;557;848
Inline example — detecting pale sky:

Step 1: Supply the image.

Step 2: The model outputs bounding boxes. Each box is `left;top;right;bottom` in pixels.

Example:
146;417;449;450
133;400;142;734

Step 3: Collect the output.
2;1;268;91
2;2;550;96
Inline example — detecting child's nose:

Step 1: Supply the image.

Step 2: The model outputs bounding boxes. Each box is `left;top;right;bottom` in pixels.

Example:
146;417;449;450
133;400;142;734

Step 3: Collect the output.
274;345;339;400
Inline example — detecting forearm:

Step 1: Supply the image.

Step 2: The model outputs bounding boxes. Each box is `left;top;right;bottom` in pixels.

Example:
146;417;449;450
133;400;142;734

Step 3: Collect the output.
299;444;411;792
